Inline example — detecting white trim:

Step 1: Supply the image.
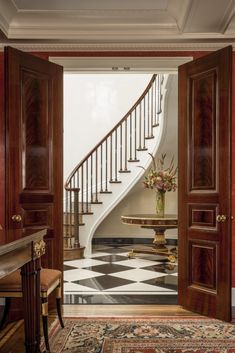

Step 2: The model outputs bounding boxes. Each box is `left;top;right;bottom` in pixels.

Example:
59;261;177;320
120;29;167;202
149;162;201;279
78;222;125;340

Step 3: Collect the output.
49;57;193;73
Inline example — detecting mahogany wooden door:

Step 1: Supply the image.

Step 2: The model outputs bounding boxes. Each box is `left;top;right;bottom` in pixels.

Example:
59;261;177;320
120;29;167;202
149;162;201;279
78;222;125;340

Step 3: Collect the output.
5;46;63;271
178;46;232;321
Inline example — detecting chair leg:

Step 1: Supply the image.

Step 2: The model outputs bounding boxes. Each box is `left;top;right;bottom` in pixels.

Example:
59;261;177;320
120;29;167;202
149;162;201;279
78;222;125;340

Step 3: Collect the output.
41;297;50;353
0;298;11;330
55;286;64;328
56;298;64;328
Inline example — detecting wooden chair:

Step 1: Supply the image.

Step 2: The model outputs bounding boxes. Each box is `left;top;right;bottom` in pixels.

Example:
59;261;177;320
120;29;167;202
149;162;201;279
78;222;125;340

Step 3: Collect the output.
0;268;64;352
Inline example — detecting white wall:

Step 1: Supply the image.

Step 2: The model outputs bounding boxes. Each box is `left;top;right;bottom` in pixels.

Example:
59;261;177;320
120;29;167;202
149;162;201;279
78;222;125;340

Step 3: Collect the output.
94;74;178;239
64;73;152;182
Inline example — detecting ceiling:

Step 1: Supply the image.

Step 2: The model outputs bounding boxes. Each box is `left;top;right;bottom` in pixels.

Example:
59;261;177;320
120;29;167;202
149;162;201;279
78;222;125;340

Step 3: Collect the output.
0;0;235;51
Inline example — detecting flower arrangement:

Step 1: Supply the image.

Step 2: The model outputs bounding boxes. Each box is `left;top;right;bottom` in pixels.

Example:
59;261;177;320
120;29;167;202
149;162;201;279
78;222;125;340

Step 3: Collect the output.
142;153;177;193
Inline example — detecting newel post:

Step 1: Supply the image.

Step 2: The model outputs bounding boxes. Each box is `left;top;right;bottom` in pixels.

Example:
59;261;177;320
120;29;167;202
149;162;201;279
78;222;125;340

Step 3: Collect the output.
73;188;80;248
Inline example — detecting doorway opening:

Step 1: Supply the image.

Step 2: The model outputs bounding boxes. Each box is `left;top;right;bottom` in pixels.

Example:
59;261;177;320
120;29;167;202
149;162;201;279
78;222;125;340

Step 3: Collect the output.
62;71;178;305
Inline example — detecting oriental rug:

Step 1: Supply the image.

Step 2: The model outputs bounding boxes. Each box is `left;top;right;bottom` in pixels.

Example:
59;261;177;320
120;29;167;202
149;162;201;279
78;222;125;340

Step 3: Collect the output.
43;317;235;353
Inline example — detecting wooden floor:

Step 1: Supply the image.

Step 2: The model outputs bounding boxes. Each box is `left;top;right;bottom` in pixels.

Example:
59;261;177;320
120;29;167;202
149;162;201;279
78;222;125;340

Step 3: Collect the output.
62;304;196;317
0;304;197;353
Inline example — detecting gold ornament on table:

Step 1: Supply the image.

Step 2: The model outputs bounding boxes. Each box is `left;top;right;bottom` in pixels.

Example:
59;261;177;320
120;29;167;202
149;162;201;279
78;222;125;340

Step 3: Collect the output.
141;153;177;217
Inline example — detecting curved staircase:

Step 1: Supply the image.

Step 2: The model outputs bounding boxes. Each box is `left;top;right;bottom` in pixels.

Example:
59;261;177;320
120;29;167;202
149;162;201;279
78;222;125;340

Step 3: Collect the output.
64;74;169;260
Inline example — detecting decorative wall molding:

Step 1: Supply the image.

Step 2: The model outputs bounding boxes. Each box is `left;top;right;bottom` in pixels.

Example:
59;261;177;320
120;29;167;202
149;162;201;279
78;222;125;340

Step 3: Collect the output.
0;41;234;53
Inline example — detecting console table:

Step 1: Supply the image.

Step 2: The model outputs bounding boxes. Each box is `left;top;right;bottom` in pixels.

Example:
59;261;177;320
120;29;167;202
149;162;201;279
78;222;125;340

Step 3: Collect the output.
0;228;46;353
121;214;178;262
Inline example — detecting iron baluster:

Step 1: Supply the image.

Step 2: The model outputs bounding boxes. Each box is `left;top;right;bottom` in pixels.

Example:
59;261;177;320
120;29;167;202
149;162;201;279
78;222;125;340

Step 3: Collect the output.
125;119;127;170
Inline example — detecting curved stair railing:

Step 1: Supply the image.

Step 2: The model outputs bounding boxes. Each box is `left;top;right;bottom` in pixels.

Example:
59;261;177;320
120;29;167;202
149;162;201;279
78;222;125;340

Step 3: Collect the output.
64;74;165;258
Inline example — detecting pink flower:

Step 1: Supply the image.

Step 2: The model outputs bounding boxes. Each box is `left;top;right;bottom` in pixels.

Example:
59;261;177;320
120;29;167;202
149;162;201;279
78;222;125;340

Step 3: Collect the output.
142;153;177;193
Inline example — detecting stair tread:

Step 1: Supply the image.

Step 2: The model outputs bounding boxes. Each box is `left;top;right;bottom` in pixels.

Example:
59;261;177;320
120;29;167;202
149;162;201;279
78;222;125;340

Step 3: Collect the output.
109;180;122;183
91;201;102;204
100;191;112;194
136;148;148;151
64;222;85;226
119;170;131;173
128;159;140;162
65;211;93;215
145;135;154;139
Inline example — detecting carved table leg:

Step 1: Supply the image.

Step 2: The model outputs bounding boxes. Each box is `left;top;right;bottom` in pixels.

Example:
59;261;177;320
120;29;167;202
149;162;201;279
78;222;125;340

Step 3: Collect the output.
21;259;41;353
153;228;168;251
128;249;135;258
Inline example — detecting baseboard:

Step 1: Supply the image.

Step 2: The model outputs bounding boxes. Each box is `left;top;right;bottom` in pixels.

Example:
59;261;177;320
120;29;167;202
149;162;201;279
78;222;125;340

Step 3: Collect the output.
92;237;178;246
232;288;235;307
231;288;235;321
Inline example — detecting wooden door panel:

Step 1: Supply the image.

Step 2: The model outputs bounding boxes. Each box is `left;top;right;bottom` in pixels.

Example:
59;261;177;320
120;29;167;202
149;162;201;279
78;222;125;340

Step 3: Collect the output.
22;204;53;229
5;46;63;273
189;204;218;230
178;46;232;321
189;70;217;190
22;69;52;192
190;241;217;289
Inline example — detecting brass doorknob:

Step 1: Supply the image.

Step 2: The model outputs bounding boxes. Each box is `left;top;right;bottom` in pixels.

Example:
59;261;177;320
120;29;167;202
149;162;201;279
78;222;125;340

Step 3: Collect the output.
216;214;227;223
11;214;22;223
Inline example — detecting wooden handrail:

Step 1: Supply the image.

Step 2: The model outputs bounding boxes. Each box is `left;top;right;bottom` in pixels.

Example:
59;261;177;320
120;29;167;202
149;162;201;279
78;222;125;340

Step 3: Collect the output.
65;74;157;187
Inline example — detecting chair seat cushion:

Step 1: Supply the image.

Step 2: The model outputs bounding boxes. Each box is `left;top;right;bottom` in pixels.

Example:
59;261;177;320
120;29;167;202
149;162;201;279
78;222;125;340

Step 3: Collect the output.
0;268;61;293
40;269;61;292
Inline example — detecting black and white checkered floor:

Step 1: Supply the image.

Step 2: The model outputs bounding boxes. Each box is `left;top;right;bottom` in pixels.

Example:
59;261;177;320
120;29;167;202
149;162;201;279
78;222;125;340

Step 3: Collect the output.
63;244;178;304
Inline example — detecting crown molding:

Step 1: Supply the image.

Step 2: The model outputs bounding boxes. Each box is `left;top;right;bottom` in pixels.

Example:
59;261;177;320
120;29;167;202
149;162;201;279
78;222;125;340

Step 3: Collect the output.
6;25;235;41
7;9;178;40
0;41;234;52
7;25;180;41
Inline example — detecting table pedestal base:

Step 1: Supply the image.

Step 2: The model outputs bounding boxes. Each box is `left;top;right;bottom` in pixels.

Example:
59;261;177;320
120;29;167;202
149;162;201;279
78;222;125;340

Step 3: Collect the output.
127;247;177;263
153;229;168;251
128;228;177;262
